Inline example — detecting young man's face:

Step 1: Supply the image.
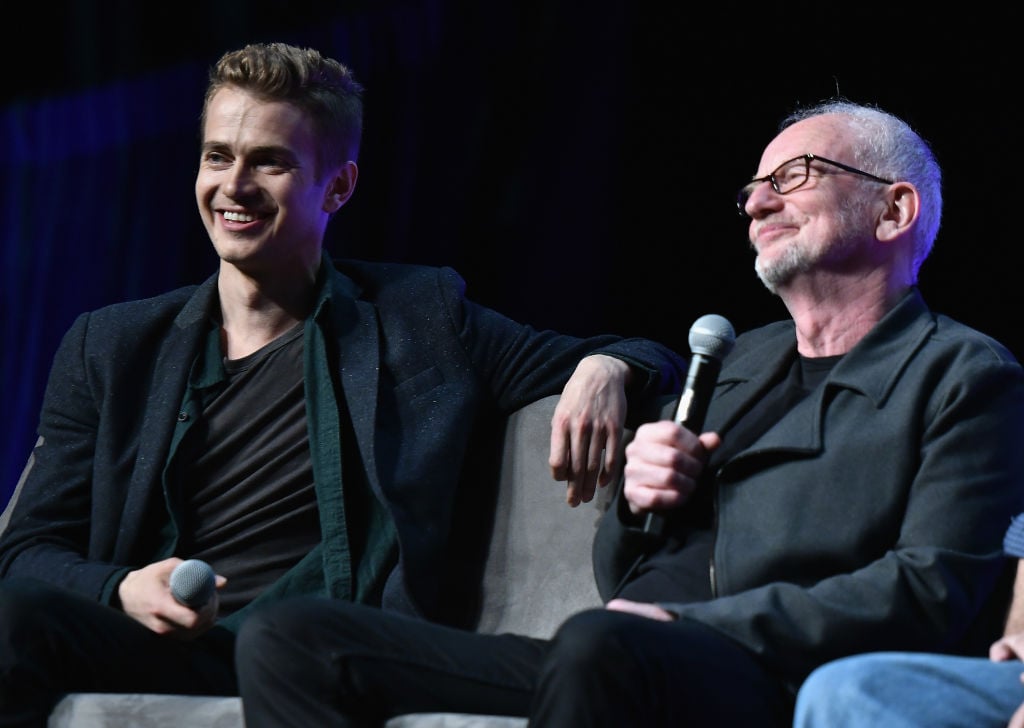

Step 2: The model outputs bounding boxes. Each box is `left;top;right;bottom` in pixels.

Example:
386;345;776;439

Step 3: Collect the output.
195;86;351;278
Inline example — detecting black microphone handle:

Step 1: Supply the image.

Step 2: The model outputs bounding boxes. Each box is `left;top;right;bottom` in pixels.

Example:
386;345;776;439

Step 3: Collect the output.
673;354;722;431
642;354;722;536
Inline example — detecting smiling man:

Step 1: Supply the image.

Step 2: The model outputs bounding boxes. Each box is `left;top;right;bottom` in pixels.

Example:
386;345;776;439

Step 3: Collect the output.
0;42;686;725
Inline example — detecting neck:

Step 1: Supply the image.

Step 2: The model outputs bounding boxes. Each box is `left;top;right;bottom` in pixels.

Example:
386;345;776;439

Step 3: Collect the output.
216;262;318;359
780;273;910;357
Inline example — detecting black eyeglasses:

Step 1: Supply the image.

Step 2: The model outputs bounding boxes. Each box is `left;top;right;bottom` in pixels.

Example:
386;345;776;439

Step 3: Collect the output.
736;153;894;218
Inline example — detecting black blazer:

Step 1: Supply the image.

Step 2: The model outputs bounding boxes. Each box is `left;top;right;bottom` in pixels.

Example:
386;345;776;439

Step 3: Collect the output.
0;258;685;627
595;288;1024;691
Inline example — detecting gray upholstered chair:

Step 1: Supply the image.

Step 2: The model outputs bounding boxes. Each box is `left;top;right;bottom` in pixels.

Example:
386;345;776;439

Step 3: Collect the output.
2;393;672;727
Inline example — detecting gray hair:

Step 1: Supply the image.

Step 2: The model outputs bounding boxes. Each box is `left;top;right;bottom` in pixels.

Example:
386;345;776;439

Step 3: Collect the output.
782;100;942;279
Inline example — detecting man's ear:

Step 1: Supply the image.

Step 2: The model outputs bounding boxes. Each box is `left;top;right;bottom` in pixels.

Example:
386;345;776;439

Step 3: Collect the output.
876;181;918;242
323;161;358;213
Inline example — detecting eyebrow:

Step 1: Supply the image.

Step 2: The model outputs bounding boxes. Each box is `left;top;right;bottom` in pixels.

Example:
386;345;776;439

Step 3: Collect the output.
201;141;297;158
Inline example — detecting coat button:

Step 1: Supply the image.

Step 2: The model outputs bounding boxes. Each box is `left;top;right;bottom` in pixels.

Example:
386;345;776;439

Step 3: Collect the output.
177;411;189;422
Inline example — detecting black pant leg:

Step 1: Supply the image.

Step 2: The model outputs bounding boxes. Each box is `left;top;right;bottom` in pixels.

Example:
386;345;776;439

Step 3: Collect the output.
236;597;547;728
0;577;237;728
530;610;793;728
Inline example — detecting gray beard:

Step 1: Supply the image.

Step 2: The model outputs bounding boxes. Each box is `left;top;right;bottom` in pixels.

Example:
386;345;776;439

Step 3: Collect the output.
754;244;812;294
753;197;867;294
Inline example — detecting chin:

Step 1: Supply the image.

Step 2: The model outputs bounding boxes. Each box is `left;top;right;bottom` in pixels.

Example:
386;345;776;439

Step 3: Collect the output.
755;259;793;295
755;271;780;295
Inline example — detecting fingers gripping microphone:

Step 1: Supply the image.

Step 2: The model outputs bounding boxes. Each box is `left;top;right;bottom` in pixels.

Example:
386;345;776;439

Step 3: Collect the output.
169;559;216;609
643;314;736;536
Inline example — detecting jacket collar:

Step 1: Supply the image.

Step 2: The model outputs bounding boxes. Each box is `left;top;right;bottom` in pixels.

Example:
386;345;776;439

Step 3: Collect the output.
722;288;932;405
828;287;933;408
709;288;933;451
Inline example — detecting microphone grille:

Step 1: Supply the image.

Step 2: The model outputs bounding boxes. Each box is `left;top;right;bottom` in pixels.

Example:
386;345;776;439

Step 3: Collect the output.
169;559;216;609
689;314;736;361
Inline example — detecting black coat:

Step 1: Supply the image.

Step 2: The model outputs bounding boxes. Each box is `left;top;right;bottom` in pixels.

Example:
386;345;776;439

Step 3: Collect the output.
0;258;685;627
595;288;1024;691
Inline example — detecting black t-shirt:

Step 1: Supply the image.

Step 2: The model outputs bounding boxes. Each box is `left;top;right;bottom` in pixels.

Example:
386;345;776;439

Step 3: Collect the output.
174;324;320;616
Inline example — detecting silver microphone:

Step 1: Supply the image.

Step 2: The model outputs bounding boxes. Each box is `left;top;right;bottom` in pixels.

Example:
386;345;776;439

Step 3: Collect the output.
169;559;216;609
644;314;736;536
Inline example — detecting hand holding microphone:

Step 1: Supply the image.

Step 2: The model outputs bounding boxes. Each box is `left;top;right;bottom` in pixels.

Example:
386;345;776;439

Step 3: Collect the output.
169;558;217;609
116;558;221;635
642;314;735;536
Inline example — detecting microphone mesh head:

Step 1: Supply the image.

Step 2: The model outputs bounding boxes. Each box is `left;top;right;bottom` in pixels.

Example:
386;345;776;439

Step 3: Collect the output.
169;559;216;608
689;314;736;360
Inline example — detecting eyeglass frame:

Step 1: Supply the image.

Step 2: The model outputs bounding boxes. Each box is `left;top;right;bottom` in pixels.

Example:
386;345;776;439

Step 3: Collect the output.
736;153;895;218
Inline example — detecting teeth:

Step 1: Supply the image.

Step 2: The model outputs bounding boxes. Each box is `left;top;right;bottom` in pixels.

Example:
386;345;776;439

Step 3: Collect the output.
223;211;255;222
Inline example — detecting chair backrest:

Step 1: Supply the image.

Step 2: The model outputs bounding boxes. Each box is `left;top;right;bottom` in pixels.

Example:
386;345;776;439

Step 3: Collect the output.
475;392;676;638
475;394;606;637
0;440;38;537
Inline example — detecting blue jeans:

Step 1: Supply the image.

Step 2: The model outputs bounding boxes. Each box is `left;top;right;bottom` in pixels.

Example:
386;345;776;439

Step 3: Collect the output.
793;651;1024;728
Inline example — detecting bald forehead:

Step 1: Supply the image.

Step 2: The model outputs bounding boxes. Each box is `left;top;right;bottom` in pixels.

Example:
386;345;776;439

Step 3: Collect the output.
757;114;855;175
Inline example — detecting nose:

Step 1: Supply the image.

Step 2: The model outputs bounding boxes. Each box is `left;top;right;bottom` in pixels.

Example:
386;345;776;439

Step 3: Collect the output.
741;179;781;219
222;163;256;199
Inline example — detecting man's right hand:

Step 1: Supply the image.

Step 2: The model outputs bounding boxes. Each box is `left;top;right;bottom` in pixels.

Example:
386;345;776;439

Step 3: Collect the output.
118;557;224;638
622;421;720;516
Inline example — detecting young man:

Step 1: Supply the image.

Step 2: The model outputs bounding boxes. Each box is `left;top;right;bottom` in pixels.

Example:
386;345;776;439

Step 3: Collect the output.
0;42;686;725
232;100;1024;727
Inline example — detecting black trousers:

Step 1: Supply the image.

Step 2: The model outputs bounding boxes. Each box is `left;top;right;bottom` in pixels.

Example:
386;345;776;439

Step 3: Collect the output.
0;577;237;728
236;597;793;728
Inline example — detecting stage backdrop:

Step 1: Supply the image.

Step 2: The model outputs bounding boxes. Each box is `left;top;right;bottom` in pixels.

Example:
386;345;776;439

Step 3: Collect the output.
3;2;1021;508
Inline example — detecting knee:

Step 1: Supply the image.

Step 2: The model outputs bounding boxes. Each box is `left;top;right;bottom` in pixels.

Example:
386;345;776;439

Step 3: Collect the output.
236;598;321;695
796;659;853;709
236;598;315;667
236;597;372;675
794;654;900;726
546;609;640;673
533;609;668;721
0;578;73;679
0;578;52;640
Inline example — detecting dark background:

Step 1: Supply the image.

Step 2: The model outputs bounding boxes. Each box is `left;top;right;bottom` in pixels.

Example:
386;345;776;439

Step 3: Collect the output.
2;2;1020;508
